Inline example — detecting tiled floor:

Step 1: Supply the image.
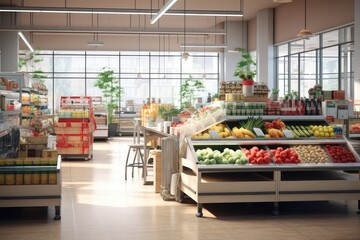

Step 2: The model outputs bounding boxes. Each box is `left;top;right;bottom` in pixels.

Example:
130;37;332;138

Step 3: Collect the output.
1;137;360;240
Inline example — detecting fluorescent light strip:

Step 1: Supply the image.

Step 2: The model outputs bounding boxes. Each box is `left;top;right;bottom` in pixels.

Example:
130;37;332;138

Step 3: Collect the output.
18;32;34;52
87;41;104;47
0;6;242;17
180;44;227;48
151;0;177;24
167;10;243;17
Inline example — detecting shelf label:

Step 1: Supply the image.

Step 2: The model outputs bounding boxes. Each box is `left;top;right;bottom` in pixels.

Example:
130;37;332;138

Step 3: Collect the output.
208;130;220;139
253;128;264;137
283;129;294;138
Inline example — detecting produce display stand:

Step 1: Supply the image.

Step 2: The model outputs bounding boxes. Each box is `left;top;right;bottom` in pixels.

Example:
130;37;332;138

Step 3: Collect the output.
0;156;62;220
179;116;360;217
55;96;96;160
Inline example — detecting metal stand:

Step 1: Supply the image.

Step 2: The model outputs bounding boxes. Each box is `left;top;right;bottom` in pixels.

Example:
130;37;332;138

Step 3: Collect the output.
196;203;203;217
160;137;179;201
272;202;279;216
54;206;61;220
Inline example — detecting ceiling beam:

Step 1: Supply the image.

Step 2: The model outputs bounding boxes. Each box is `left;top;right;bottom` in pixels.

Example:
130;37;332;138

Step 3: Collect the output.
0;6;243;17
0;25;227;35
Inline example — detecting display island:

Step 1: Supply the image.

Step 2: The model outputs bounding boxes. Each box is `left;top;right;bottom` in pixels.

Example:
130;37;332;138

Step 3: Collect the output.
178;116;360;217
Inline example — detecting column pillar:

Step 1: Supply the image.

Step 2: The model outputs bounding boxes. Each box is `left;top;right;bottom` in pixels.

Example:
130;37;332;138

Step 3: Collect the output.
224;21;247;81
0;13;19;72
256;8;274;90
354;0;360;100
0;31;19;72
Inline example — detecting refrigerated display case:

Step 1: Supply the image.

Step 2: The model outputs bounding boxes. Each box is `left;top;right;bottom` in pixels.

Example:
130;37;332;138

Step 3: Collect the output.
92;96;108;140
179;116;360;217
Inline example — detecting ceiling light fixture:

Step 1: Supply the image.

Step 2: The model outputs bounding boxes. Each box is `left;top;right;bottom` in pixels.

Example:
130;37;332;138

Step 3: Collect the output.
87;14;104;47
150;0;178;24
181;0;190;61
297;0;313;39
180;44;227;48
273;0;293;3
0;6;242;17
87;40;104;47
18;31;34;52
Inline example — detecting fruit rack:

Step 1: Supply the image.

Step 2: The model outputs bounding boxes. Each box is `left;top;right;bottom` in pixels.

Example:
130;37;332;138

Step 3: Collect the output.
55;96;96;160
179;115;360;217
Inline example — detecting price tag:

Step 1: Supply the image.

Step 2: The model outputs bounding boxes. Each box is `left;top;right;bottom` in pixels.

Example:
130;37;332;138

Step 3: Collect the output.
253;128;264;137
282;129;294;138
208;130;220;139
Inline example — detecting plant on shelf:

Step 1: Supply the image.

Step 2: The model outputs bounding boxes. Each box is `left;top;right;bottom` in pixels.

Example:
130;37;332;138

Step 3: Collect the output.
180;75;205;108
94;68;123;126
233;48;256;82
271;88;280;101
158;105;182;121
212;93;219;101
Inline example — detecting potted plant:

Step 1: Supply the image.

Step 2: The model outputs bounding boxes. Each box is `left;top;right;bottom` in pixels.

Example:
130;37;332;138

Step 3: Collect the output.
271;88;280;101
212;93;219;101
180;75;205;108
94;68;123;137
233;48;256;97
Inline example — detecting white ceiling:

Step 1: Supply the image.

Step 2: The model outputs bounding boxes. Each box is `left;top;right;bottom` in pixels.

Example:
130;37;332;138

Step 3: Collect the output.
0;0;288;51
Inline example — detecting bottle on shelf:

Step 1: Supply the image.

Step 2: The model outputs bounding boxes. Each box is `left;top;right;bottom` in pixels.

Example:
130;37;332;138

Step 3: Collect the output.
310;97;316;115
207;93;212;103
316;97;322;115
299;97;305;115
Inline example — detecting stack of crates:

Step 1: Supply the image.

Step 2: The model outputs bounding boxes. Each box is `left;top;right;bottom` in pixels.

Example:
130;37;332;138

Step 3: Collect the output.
55;122;94;155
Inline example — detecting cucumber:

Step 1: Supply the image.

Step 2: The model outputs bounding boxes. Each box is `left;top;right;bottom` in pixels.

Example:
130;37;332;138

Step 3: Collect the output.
295;125;308;137
289;125;303;137
300;126;311;137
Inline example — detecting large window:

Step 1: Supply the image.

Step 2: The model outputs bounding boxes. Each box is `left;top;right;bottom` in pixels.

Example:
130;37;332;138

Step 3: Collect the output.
20;51;220;113
275;25;354;99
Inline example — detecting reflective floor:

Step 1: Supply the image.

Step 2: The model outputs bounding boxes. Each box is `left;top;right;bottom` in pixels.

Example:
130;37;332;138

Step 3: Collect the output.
0;137;360;240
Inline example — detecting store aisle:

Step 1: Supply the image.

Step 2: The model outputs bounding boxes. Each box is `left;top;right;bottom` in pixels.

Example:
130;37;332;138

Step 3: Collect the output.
0;137;360;240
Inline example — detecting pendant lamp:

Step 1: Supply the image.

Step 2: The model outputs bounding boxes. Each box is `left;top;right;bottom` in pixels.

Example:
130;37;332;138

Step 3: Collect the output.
297;0;313;39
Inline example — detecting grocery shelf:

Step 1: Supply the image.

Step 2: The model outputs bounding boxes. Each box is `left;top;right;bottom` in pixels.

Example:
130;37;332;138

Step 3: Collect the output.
0;110;21;117
0;127;12;138
189;138;347;146
350;133;360;138
225;115;325;121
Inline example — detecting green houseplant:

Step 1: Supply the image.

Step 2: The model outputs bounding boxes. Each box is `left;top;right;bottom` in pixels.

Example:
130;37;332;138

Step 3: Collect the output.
180;75;205;108
94;68;123;136
233;48;256;97
271;88;280;101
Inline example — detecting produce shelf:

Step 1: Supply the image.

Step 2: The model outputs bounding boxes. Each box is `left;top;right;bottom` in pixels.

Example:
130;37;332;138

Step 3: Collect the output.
179;116;360;217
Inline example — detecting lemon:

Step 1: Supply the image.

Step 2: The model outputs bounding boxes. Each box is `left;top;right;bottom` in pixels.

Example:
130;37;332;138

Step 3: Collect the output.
318;128;324;133
330;132;335;137
313;126;318;131
325;133;330;137
319;132;325;137
328;127;334;133
323;128;329;133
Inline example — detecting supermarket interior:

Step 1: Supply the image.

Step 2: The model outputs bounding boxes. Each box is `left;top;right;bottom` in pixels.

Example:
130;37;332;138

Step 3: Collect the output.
1;0;360;239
